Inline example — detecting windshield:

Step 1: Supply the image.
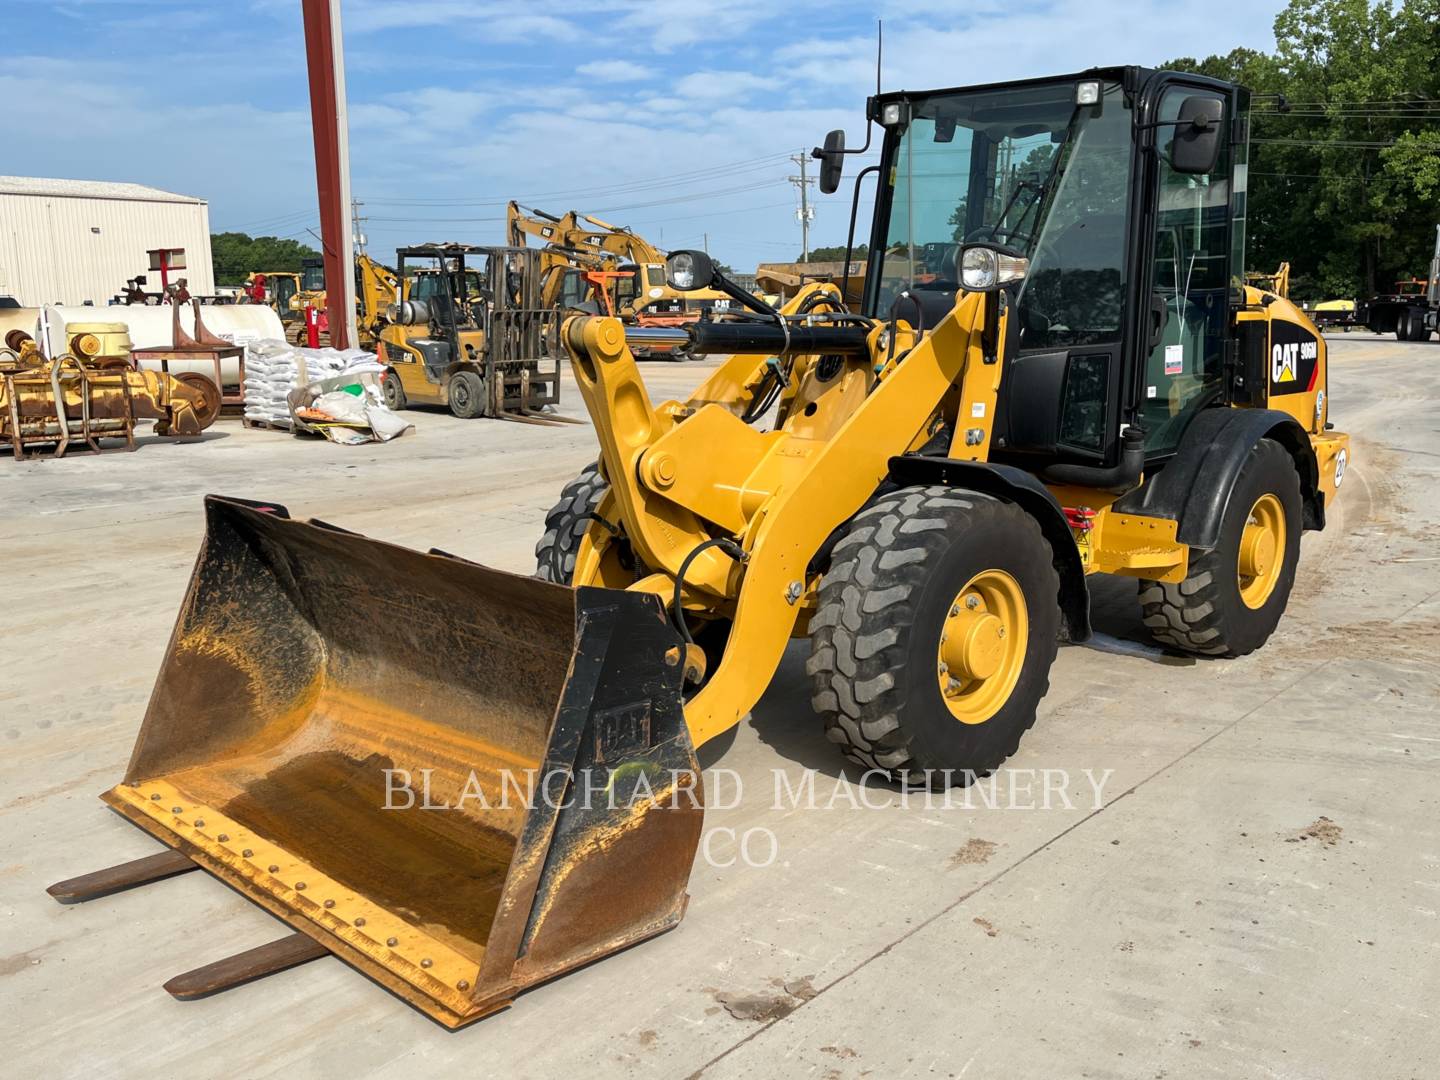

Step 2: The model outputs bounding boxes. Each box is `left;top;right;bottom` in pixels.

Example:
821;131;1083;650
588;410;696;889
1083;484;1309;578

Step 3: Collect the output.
867;79;1133;346
301;263;325;292
411;267;484;303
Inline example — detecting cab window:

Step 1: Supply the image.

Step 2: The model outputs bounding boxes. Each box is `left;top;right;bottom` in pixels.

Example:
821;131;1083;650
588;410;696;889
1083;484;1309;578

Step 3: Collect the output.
1142;88;1231;453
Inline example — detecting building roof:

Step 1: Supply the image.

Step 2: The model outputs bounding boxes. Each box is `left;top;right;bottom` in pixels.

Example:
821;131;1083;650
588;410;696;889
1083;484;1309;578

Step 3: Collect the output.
0;175;205;204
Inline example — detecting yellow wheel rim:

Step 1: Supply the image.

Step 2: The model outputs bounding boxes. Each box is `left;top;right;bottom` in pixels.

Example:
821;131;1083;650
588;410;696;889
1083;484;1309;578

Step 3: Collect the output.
1237;492;1286;609
936;569;1028;725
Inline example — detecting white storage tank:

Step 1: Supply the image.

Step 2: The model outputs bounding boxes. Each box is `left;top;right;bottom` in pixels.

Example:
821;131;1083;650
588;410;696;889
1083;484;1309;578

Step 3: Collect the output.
37;304;285;385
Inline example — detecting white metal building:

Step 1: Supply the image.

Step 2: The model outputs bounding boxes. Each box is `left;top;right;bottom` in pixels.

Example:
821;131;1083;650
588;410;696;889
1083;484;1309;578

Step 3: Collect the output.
0;176;214;306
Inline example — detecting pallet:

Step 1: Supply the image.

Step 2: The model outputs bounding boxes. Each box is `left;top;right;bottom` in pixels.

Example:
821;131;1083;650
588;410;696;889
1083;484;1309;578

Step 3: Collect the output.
241;416;295;432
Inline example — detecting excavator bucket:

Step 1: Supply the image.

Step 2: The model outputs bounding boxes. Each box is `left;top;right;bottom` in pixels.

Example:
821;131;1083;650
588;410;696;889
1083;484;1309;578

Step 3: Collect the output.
59;495;702;1028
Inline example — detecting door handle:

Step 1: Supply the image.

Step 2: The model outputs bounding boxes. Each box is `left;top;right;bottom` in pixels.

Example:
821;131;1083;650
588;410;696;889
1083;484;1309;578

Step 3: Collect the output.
1148;293;1169;351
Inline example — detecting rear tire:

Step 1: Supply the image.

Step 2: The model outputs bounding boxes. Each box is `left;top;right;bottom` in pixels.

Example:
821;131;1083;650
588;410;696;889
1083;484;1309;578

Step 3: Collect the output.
381;368;407;410
809;487;1061;787
1396;309;1417;341
535;464;606;584
448;369;484;418
1139;438;1301;657
1409;309;1432;342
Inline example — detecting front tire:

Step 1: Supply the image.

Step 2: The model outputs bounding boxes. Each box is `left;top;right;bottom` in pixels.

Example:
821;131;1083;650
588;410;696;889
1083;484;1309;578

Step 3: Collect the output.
447;369;484;418
535;464;606;583
809;487;1061;787
1139;438;1301;657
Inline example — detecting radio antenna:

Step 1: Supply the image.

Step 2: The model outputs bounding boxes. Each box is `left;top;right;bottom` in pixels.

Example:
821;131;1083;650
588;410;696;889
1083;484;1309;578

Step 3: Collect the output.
876;19;883;97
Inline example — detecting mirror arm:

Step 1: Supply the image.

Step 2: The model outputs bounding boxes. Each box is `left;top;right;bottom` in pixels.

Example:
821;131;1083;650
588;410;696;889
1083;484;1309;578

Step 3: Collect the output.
714;273;781;319
811;119;876;162
841;165;881;303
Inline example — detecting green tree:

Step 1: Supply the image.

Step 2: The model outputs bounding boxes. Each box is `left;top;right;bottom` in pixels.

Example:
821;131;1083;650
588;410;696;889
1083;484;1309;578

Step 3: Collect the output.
799;243;869;262
211;232;322;286
1165;0;1440;299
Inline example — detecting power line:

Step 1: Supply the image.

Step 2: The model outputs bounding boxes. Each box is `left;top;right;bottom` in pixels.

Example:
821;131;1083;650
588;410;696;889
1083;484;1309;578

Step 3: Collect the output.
366;179;786;223
363;151;799;207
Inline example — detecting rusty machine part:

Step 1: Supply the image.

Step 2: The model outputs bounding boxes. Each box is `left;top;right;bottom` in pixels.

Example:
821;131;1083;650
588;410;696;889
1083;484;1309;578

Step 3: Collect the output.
170;372;223;429
49;497;702;1027
1;349;218;460
130;300;248;412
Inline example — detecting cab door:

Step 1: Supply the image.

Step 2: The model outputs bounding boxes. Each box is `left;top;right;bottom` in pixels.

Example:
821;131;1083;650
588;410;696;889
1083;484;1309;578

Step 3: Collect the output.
1134;79;1238;455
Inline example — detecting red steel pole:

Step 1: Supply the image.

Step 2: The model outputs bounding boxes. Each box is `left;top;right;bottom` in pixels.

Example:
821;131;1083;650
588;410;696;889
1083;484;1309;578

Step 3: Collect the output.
301;0;355;350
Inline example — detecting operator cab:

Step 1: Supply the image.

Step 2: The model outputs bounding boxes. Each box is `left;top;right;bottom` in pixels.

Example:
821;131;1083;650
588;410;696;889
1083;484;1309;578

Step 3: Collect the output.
300;258;326;294
853;68;1246;475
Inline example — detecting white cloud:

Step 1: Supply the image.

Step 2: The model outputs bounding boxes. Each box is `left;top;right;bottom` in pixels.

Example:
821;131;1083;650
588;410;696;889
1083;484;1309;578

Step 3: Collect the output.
344;0;581;41
576;60;650;83
673;70;782;101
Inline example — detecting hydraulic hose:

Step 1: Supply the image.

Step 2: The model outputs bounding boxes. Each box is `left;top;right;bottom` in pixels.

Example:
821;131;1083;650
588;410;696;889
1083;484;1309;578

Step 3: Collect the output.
671;537;746;644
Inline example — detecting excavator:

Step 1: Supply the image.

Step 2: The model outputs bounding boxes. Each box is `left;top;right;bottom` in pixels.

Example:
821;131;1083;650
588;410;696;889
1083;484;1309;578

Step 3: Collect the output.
246;255;400;349
508;201;735;358
51;67;1349;1028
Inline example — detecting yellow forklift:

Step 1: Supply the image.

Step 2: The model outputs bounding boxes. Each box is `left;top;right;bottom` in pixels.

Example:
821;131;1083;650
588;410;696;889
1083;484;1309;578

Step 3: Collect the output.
375;243;569;421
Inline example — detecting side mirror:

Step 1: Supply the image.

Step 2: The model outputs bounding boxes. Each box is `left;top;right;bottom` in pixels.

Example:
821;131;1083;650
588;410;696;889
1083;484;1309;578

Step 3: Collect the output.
1169;95;1224;175
665;249;715;291
815;129;845;194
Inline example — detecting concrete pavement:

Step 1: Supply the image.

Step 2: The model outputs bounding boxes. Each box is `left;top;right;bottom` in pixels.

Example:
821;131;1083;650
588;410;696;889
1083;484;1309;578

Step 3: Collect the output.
2;336;1435;1078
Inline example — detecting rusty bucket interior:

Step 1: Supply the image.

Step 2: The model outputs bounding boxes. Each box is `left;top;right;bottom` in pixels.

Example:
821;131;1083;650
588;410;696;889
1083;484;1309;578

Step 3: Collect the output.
100;495;702;1027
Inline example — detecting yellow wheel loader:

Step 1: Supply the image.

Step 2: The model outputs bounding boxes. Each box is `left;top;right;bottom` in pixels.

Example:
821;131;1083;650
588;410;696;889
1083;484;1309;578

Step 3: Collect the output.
51;67;1348;1027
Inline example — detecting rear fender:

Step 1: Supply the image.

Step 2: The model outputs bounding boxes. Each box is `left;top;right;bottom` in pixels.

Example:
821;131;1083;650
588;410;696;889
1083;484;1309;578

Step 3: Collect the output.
886;455;1091;642
1114;407;1321;550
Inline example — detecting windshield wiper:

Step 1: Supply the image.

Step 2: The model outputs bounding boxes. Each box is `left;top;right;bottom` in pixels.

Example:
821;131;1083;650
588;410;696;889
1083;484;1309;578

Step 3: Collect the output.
988;118;1077;249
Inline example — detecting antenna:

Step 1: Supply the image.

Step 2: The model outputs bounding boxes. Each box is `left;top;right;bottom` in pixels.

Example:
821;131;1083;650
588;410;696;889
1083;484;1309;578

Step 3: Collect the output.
876;19;882;98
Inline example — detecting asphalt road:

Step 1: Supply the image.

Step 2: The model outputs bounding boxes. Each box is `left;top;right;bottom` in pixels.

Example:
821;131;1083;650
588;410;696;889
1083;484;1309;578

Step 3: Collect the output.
2;335;1436;1078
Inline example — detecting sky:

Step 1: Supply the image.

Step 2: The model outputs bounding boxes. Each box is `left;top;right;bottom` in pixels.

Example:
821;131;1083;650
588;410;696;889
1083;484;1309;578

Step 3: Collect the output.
5;0;1287;270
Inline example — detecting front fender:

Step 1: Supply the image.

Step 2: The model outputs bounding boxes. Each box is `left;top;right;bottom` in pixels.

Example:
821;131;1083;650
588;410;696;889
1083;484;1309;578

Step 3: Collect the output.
887;455;1091;642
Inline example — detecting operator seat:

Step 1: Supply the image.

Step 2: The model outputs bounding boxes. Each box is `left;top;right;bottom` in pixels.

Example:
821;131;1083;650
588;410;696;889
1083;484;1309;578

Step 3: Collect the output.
1018;213;1126;346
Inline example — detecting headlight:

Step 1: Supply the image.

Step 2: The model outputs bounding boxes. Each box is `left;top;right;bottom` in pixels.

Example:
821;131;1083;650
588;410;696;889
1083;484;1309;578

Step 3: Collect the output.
1075;80;1101;106
960;246;1029;291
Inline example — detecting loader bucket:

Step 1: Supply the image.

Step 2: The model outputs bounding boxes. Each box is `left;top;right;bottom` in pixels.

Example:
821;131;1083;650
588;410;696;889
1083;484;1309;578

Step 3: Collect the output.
99;495;703;1027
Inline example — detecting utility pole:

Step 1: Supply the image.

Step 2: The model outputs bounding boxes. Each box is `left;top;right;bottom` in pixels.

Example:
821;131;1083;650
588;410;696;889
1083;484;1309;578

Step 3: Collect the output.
703;232;709;254
351;198;367;256
301;0;356;349
789;153;815;261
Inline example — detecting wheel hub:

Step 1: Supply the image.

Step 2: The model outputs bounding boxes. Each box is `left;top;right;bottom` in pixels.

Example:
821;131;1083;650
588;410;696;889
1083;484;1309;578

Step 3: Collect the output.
936;570;1028;725
1237;492;1286;609
943;611;1005;680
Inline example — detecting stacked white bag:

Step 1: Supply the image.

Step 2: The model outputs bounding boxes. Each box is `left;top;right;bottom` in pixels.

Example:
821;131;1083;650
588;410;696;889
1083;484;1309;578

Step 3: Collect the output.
242;339;386;426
